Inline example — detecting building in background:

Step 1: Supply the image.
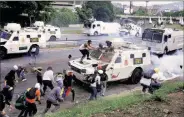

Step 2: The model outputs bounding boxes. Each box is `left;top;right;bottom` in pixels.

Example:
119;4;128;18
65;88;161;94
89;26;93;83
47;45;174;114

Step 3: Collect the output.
52;1;83;11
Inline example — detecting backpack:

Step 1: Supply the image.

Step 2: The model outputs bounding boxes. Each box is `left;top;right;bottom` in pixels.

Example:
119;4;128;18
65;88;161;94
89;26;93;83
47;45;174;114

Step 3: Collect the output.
15;91;27;110
100;73;108;81
26;88;37;99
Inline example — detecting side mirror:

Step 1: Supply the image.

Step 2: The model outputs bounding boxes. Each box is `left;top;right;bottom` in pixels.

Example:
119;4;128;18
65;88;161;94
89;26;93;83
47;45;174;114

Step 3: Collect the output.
92;64;98;67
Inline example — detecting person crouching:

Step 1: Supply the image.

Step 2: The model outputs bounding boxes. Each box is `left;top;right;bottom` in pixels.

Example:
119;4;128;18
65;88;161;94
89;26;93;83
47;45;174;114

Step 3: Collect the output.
42;77;64;114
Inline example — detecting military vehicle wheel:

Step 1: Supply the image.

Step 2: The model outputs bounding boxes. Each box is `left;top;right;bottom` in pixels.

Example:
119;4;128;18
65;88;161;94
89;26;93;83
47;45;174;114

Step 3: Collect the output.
49;36;56;41
28;45;40;56
0;49;6;59
94;31;98;36
129;68;143;84
163;48;168;55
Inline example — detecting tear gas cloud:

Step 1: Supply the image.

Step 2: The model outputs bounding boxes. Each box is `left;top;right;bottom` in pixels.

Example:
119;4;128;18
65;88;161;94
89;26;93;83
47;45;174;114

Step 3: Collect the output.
151;50;183;80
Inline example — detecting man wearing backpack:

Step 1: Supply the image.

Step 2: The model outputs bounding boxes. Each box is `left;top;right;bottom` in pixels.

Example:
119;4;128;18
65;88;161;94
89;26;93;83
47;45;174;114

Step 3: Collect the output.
100;70;108;96
22;83;41;117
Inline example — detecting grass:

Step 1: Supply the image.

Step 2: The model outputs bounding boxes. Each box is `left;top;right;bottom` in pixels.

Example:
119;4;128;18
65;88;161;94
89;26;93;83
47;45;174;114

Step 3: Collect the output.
62;30;83;34
44;81;184;117
165;24;184;31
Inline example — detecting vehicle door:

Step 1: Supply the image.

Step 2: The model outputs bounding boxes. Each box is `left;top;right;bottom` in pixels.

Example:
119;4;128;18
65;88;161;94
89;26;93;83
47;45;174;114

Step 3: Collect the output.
18;34;30;52
166;34;173;51
96;24;101;34
108;54;123;81
6;34;20;53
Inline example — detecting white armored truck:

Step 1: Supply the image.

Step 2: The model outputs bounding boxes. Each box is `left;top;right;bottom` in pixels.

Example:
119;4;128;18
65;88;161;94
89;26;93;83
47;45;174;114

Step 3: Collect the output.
142;28;183;54
0;23;46;59
68;38;151;84
24;21;61;41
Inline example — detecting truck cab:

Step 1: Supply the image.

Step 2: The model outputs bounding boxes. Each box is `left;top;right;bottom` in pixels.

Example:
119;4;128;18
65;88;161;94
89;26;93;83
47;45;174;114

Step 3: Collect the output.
69;39;151;84
142;28;183;54
0;28;46;59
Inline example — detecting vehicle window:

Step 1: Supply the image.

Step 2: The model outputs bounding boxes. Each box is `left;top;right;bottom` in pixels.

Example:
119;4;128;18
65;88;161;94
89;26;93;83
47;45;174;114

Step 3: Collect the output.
13;37;19;41
93;25;96;29
97;24;100;27
142;31;152;41
90;49;102;59
115;57;122;63
0;31;11;40
27;35;30;38
152;33;162;43
100;52;114;63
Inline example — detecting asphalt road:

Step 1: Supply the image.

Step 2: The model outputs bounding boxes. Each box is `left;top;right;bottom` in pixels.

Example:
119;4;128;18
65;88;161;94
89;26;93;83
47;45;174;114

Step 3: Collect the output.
1;34;142;117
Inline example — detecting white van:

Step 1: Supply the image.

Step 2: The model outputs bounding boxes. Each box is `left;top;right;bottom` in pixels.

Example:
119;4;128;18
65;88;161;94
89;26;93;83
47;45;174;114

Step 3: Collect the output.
84;21;121;36
69;39;151;84
142;28;183;54
0;29;46;59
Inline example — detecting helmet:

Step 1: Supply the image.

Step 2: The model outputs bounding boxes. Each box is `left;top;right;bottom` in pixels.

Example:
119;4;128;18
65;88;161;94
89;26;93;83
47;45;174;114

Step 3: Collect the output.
154;68;159;73
13;65;18;70
98;70;103;74
35;83;40;90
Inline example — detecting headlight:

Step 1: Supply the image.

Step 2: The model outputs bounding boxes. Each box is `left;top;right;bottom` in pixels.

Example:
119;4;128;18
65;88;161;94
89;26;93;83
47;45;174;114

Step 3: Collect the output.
81;69;86;73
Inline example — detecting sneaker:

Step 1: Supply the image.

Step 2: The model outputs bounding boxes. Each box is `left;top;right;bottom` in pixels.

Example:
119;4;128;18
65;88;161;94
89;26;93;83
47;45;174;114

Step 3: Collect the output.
87;58;91;60
22;79;27;82
80;61;83;64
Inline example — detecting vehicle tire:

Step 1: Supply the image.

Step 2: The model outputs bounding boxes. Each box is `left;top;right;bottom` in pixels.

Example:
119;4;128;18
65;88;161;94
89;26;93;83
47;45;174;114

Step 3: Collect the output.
129;68;143;84
0;49;6;60
49;36;56;41
87;34;90;36
28;45;40;56
163;48;168;55
94;31;98;36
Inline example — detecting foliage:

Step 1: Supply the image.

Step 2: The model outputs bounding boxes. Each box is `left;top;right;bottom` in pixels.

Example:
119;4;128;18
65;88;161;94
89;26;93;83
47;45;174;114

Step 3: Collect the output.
75;7;93;23
113;6;124;15
134;7;146;16
76;1;114;23
163;10;184;17
43;81;183;117
49;8;79;27
0;1;52;26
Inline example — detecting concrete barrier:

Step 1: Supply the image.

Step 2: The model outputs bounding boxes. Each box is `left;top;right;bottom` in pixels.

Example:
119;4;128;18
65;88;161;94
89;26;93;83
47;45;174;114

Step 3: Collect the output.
69;24;83;28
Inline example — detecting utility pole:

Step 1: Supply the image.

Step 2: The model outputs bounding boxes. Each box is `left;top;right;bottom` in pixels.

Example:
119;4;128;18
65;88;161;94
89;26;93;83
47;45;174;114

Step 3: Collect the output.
144;1;149;28
129;1;132;15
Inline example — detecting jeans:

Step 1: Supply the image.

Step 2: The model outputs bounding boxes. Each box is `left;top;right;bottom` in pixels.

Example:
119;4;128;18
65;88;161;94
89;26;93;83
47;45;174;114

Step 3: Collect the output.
43;80;54;94
89;87;97;100
100;81;107;96
43;100;60;114
23;102;37;117
80;49;89;62
149;82;161;93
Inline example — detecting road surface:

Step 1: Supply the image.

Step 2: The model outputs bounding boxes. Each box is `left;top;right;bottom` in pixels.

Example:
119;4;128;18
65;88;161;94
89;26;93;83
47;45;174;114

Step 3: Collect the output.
1;34;142;117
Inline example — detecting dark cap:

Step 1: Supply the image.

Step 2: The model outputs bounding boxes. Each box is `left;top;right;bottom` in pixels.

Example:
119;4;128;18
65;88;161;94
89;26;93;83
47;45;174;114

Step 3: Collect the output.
88;40;92;43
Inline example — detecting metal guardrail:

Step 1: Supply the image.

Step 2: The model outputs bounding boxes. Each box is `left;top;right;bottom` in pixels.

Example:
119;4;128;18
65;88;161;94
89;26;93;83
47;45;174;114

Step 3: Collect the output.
116;15;182;20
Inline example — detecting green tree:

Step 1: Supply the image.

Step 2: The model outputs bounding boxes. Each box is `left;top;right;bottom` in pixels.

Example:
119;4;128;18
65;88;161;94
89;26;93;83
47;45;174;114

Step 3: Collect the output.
49;8;79;27
84;1;114;22
76;1;114;22
134;7;146;16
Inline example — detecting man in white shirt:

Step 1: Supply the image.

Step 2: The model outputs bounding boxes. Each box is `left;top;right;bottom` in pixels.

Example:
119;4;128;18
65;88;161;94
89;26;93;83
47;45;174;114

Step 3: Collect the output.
79;40;95;64
89;70;101;100
42;67;54;95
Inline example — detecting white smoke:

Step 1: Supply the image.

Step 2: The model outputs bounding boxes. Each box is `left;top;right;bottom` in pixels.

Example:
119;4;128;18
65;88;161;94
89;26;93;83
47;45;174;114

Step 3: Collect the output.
151;50;183;80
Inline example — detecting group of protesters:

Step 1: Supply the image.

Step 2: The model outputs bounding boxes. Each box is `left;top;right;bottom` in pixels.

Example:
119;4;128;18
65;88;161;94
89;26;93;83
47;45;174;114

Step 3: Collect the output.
0;65;78;117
